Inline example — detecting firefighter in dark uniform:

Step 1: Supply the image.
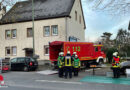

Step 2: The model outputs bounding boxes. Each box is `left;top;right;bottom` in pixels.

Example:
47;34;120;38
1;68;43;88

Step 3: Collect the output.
63;51;73;79
112;52;121;78
72;52;77;60
73;55;80;76
57;52;64;78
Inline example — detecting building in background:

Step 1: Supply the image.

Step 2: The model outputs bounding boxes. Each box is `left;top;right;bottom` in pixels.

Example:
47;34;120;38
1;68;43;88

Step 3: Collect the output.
0;0;86;64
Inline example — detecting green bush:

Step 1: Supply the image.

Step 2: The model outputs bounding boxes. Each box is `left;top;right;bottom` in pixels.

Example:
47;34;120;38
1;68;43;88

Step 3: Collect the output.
106;47;118;63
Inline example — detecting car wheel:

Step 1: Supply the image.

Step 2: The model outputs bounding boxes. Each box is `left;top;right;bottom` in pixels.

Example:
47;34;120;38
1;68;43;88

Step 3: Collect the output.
124;68;127;75
23;66;28;72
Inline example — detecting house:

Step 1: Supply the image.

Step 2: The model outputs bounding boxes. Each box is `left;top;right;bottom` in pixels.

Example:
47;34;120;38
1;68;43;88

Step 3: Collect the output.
0;0;86;63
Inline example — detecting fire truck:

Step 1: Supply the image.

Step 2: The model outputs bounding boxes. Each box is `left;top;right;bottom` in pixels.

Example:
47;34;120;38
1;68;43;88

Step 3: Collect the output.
49;41;106;67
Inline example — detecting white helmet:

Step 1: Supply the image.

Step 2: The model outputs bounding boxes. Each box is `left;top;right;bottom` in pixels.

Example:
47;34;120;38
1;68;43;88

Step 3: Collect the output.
113;52;118;56
75;55;78;58
67;51;70;54
60;52;64;55
59;52;61;56
73;52;77;54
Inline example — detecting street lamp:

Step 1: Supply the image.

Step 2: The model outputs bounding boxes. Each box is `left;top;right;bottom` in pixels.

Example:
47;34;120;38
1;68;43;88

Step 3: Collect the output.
32;0;35;57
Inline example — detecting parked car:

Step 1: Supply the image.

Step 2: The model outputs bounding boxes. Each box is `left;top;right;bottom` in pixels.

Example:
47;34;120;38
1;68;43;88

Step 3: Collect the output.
10;57;38;71
120;61;130;75
0;58;10;73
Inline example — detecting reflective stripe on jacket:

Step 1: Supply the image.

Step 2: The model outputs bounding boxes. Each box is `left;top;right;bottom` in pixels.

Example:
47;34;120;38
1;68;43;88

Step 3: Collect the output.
73;58;80;68
57;56;64;68
112;56;120;68
64;56;72;66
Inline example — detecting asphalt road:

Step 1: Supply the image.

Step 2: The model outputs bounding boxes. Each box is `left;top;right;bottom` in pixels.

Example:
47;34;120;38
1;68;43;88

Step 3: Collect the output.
0;67;130;90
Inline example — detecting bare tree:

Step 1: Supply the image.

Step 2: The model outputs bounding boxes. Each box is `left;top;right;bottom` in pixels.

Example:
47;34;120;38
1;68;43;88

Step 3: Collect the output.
87;0;130;15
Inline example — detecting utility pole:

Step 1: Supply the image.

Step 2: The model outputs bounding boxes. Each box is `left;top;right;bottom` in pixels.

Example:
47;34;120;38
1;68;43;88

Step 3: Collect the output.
128;21;130;30
32;0;35;57
128;21;130;44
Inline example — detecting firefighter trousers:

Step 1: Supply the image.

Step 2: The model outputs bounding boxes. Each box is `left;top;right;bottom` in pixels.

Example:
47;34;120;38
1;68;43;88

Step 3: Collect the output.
64;66;72;79
58;67;64;78
74;68;79;76
113;68;120;78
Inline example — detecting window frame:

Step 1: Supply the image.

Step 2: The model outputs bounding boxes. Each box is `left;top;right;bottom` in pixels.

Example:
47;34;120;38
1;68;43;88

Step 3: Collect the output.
5;30;11;39
12;46;17;56
27;28;33;37
5;47;11;56
95;47;98;52
44;45;49;56
51;25;58;36
44;26;50;37
11;29;17;39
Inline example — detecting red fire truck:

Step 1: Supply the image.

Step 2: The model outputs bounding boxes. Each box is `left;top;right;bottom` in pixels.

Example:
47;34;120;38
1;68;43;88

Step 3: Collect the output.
49;41;106;67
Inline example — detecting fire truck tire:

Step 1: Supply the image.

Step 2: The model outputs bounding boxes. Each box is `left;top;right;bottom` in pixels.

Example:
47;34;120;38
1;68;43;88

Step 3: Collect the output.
98;58;104;65
85;63;90;68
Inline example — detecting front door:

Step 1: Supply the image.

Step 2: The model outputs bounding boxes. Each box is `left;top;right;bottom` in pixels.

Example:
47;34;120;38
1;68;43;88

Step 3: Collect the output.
25;49;33;57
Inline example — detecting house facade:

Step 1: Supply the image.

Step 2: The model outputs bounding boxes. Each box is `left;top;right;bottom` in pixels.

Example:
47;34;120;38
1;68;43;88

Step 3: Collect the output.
0;0;86;63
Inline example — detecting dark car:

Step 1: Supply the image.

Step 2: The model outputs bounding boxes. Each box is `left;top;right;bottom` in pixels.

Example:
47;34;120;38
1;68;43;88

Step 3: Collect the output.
10;57;38;71
120;61;130;75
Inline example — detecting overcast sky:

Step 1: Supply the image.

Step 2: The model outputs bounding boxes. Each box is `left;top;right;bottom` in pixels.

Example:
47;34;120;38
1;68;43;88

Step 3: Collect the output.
82;0;130;42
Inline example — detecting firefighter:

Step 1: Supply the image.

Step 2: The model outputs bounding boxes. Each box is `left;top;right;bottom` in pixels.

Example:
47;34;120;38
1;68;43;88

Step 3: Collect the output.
71;52;76;72
73;55;80;76
57;52;64;78
112;52;121;78
63;51;73;79
72;52;77;60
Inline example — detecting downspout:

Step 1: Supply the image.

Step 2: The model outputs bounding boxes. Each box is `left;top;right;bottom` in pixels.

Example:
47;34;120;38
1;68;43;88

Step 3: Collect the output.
65;17;68;41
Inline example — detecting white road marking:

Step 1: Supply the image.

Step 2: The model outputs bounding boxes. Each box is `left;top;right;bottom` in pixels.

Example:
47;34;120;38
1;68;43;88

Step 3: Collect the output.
85;69;93;72
36;80;82;85
85;68;101;72
0;85;8;88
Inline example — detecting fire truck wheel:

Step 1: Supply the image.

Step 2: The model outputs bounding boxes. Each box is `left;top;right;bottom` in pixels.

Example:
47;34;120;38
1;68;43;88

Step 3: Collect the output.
98;59;104;65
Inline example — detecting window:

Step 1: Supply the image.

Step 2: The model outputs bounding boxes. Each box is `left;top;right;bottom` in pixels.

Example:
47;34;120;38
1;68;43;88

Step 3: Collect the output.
17;58;25;63
12;46;17;56
95;47;98;52
75;11;77;21
5;46;17;56
5;29;17;39
101;47;104;51
11;58;17;63
27;28;33;37
44;26;50;37
12;29;17;38
79;15;81;24
51;25;58;36
5;47;11;56
5;30;11;39
44;45;49;55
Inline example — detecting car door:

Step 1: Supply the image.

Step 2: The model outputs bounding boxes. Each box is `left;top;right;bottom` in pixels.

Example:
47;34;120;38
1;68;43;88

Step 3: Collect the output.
11;58;17;70
17;58;25;70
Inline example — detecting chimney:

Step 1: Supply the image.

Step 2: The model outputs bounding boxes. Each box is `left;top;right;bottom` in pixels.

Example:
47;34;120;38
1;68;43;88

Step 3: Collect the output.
0;6;6;20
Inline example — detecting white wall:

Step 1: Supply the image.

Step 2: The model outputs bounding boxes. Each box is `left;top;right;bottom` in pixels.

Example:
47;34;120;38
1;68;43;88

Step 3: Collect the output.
67;0;85;42
0;18;66;60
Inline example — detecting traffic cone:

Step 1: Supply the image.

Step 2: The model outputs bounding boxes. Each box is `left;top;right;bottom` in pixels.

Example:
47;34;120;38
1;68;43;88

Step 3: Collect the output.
0;74;5;86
